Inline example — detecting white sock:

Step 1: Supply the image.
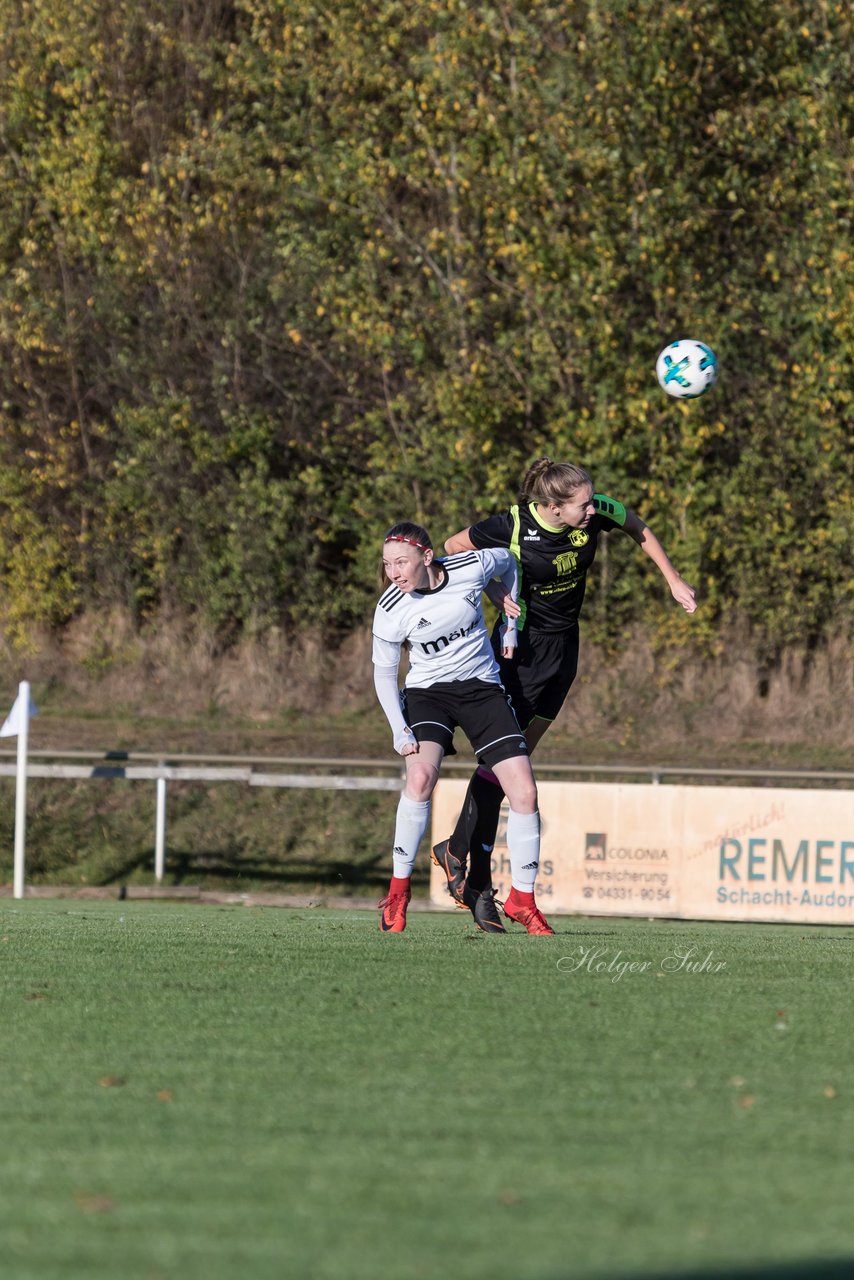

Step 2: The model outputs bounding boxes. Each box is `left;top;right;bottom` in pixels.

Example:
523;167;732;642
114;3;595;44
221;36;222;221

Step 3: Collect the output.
392;794;431;878
506;808;540;892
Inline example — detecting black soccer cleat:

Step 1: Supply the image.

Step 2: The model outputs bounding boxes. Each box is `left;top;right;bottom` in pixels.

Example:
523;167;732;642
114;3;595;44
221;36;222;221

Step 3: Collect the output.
431;838;468;903
462;884;507;934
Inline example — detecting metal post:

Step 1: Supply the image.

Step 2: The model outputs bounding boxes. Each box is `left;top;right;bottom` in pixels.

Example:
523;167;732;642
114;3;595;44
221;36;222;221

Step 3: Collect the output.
12;681;29;900
154;774;167;883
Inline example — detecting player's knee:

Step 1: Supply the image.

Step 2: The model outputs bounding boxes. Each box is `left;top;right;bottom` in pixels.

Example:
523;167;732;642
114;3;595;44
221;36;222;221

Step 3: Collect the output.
404;762;437;801
508;777;538;813
522;779;539;812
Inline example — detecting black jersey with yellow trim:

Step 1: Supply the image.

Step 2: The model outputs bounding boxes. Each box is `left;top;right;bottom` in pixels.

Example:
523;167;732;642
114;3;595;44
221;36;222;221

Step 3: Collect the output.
467;495;625;632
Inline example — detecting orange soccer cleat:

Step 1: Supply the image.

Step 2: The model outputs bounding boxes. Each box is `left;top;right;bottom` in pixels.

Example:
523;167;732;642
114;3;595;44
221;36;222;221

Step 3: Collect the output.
502;890;554;936
378;883;411;933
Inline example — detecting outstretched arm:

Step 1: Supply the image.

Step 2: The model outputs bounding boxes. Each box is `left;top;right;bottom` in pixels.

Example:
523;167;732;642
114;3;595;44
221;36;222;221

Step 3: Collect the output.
444;527;476;554
623;510;697;614
447;526;521;639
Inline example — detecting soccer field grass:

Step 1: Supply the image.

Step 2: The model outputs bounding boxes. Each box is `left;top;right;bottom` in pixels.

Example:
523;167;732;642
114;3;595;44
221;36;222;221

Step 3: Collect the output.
1;902;851;1280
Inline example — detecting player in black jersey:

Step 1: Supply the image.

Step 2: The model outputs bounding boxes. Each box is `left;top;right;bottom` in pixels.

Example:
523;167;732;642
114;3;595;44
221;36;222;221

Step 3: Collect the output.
432;458;697;906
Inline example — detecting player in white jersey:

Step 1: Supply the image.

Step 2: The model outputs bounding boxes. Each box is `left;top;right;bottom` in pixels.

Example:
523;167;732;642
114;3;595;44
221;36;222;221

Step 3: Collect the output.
372;521;553;936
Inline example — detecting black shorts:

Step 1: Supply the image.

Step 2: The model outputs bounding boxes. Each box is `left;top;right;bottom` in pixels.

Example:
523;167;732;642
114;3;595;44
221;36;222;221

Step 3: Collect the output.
402;679;528;770
491;622;579;728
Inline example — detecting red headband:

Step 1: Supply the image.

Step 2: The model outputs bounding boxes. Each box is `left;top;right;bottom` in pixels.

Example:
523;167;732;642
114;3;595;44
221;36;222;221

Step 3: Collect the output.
384;534;430;551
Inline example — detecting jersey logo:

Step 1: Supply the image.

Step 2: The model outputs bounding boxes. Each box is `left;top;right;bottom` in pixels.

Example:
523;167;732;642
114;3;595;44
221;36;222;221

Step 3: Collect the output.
523;532;540;541
414;617;431;630
418;619;479;655
464;590;481;612
569;529;588;547
553;550;579;575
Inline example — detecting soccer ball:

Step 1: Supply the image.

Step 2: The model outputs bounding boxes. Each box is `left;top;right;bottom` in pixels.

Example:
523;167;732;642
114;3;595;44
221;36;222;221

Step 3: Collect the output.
655;339;718;399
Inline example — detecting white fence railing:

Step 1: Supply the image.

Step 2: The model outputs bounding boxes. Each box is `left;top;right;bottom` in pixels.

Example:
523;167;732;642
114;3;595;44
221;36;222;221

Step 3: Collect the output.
4;748;854;785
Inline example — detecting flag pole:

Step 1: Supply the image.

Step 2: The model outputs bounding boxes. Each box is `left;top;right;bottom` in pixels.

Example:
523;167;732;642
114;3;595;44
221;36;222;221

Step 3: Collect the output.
13;680;30;900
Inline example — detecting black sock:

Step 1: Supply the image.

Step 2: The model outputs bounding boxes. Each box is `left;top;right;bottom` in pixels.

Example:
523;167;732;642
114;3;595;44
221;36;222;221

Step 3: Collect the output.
451;771;505;891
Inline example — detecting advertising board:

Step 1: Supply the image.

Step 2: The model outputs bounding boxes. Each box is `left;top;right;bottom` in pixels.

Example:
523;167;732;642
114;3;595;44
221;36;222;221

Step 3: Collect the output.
430;781;854;924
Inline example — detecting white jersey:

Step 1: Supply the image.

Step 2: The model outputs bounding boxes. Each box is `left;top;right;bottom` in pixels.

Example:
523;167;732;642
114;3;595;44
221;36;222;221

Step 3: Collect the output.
372;548;514;688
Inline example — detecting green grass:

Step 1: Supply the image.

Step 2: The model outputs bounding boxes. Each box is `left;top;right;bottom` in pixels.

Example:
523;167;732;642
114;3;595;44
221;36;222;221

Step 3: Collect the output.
1;902;852;1280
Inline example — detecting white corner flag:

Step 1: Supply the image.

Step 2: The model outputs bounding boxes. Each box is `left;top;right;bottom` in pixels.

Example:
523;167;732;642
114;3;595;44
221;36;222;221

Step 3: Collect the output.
0;682;37;738
2;681;37;899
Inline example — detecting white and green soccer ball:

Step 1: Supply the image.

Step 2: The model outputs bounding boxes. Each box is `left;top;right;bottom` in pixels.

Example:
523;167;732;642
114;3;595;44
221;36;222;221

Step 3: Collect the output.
655;339;718;399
